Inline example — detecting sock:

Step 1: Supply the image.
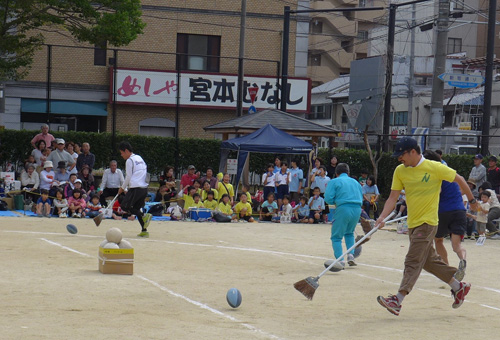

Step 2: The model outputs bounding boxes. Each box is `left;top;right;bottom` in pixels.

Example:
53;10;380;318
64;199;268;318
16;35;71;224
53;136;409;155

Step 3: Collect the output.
396;292;405;303
396;212;402;218
449;278;461;291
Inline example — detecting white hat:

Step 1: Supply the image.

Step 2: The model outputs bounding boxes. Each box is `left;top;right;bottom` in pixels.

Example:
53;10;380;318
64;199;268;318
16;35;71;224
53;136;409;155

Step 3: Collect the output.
74;179;82;184
44;161;53;168
57;138;65;145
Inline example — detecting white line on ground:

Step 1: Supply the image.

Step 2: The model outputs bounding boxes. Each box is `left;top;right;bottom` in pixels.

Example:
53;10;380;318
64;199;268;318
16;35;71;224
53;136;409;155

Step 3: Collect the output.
137;275;284;340
40;238;93;257
8;231;500;313
38;236;284;340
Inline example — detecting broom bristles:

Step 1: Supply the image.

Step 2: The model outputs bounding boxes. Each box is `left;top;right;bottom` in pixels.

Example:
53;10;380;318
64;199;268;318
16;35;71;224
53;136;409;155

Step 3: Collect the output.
294;278;317;300
93;213;104;227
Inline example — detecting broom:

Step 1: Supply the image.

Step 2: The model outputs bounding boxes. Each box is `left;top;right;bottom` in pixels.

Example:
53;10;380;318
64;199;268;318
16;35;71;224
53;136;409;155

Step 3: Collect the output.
294;212;396;300
93;194;120;227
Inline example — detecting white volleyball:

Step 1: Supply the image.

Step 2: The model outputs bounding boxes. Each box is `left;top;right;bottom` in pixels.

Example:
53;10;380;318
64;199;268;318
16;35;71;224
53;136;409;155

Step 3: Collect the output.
106;227;123;244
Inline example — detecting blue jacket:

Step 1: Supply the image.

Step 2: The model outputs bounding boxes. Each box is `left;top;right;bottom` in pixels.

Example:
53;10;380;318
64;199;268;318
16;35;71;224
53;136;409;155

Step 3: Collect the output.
324;173;363;207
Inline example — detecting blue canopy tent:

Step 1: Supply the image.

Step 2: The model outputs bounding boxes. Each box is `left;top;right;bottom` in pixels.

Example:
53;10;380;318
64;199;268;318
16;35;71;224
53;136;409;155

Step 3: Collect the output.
219;124;313;195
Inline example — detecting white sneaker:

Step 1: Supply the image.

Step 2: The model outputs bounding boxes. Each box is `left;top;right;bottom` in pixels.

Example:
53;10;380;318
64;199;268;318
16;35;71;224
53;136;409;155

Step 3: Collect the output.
72;212;77;218
59;213;67;218
347;253;357;266
76;213;82;218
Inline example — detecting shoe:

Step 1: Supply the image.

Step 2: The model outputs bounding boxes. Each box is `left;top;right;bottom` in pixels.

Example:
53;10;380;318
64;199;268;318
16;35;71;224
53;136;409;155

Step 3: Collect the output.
137;231;149;238
72;213;77;218
377;295;401;316
76;213;82;218
489;234;500;240
60;213;67;218
347;253;357;266
323;259;344;272
142;213;152;230
486;231;497;237
454;259;466;281
451;282;471;309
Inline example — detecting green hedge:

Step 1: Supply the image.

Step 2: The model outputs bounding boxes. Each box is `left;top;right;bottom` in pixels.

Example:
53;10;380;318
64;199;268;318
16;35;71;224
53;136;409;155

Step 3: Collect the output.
0;129;221;175
0;129;479;194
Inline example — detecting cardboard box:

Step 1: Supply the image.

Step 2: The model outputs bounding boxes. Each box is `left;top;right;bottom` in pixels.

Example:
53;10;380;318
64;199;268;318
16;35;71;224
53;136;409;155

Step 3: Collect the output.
1;197;14;210
98;247;134;275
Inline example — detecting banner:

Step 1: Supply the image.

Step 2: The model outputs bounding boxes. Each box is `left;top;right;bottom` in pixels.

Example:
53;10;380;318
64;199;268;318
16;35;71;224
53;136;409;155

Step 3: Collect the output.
112;68;310;113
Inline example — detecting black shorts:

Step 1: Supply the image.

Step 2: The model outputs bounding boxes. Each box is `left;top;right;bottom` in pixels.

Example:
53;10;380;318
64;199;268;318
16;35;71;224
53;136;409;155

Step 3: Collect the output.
276;185;289;200
121;187;148;214
436;210;467;238
241;215;252;221
309;210;323;222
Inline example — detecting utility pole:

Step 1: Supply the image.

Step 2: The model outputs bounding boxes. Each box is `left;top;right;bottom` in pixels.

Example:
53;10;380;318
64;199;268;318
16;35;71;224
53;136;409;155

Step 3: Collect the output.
236;0;247;117
407;3;416;133
428;0;450;150
281;6;291;113
481;0;497;155
382;4;396;152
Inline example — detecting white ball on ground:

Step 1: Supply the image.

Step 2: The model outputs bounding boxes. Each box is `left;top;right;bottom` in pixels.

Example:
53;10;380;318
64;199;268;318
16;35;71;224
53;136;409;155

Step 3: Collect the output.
118;239;133;249
99;239;108;248
103;242;119;249
106;227;123;244
323;259;344;272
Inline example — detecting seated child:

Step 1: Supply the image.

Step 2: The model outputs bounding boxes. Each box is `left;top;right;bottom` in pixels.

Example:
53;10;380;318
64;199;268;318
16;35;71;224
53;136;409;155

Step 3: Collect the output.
112;194;136;220
241;184;252;205
36;189;52;217
203;191;218;210
68;189;86;218
53;189;69;218
278;195;293;223
293;196;310;223
217;194;233;217
233;192;255;222
308;187;325;224
182;186;198;214
191;193;204;208
85;194;102;218
260;192;278;221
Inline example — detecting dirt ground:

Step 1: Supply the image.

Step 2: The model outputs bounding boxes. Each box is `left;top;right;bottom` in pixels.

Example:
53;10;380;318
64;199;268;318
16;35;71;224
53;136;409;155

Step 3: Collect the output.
0;215;499;340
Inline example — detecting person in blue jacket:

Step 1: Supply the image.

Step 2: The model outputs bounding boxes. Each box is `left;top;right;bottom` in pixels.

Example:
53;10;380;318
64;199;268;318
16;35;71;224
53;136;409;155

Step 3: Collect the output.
324;163;363;266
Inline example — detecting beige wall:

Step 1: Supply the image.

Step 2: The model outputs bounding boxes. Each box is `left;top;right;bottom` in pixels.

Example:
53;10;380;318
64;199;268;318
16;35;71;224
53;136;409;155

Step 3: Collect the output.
19;1;299;137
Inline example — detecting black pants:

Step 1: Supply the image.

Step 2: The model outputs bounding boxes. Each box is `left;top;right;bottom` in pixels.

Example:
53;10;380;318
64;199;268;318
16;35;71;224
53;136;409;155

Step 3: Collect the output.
100;187;119;207
121;187;148;231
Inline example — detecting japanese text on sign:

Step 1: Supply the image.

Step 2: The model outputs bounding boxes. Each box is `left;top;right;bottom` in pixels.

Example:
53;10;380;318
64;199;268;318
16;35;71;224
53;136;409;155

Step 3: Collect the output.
112;69;310;112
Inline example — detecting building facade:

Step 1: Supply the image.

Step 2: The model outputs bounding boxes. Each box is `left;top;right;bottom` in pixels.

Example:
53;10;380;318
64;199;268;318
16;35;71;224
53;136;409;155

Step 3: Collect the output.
1;0;310;138
307;0;385;87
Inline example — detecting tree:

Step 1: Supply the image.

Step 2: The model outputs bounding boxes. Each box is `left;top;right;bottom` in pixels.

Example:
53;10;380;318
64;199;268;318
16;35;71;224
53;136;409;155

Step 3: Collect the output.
0;0;145;80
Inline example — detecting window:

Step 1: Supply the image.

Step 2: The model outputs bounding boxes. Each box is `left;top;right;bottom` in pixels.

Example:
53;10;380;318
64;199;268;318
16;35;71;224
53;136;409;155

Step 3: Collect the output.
341;40;353;53
177;34;221;72
310;20;323;34
447;38;462;54
359;0;366;7
94;41;107;66
452;1;464;10
389;111;408;126
308;104;332;120
357;31;368;40
308;53;321;66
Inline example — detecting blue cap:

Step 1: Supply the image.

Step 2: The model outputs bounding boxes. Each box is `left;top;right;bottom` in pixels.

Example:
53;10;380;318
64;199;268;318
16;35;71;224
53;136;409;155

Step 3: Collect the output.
474;154;483;159
392;137;418;158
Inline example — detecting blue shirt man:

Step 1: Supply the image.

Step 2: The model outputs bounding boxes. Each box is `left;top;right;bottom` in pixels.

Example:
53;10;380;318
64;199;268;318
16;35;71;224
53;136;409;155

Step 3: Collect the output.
324;164;363;265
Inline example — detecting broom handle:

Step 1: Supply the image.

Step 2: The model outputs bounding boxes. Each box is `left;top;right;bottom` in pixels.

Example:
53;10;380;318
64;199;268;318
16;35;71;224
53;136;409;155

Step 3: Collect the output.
106;194;120;210
318;212;396;279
